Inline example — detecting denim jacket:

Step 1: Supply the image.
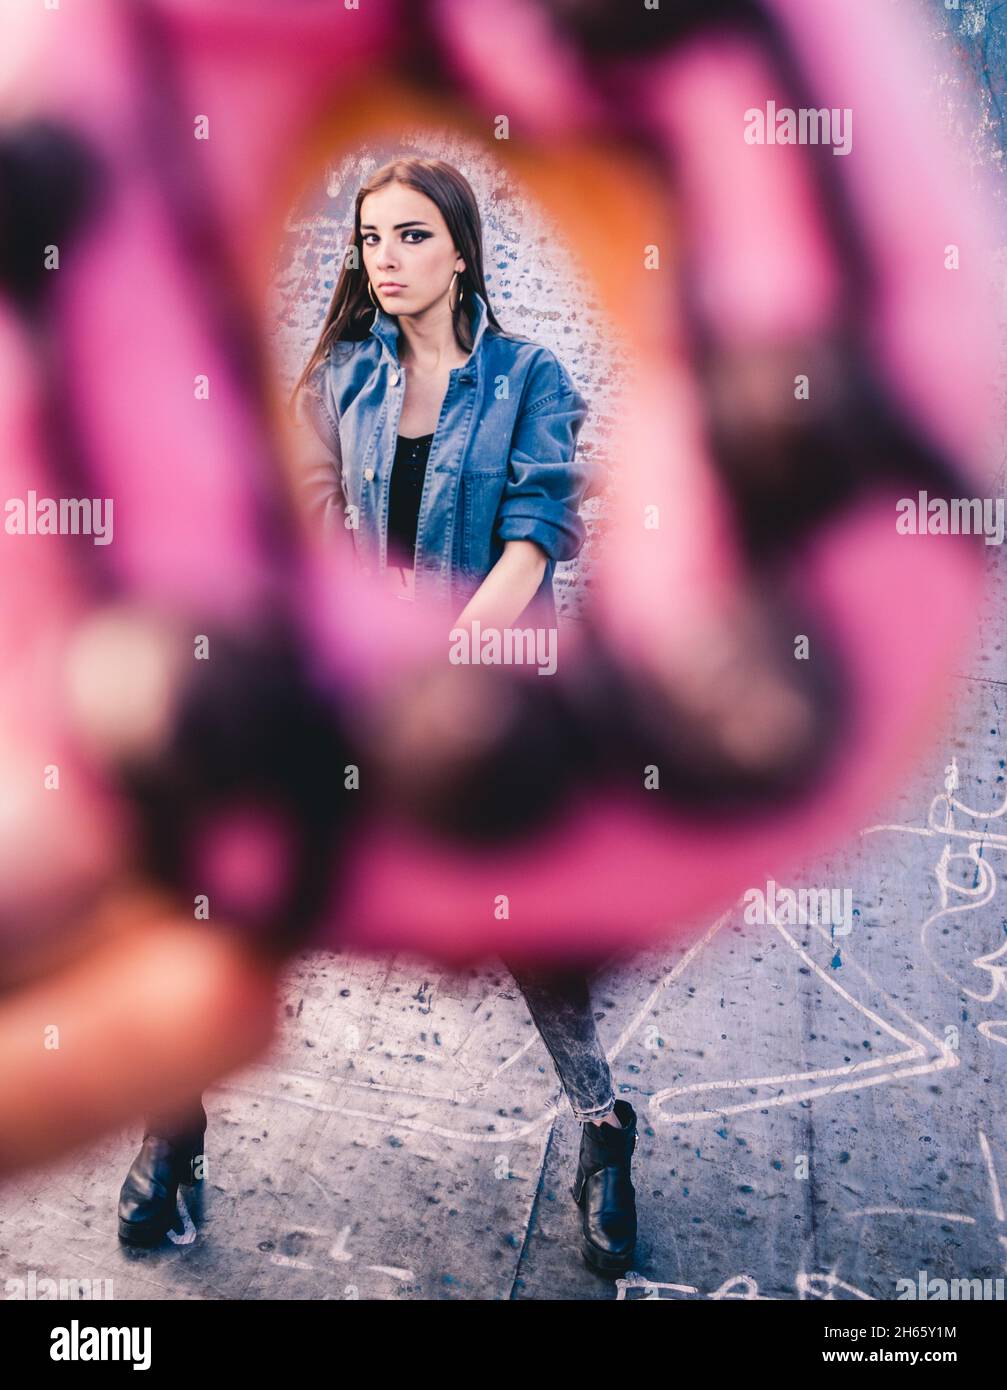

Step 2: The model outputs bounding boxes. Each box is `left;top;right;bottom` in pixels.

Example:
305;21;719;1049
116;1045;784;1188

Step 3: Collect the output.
295;290;591;623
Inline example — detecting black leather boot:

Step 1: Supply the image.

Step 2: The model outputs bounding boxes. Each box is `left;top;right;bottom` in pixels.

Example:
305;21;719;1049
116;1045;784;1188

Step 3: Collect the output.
571;1099;638;1275
117;1104;206;1247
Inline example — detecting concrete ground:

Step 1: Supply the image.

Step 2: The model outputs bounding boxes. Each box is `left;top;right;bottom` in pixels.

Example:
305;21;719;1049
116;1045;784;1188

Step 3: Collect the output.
2;571;1005;1300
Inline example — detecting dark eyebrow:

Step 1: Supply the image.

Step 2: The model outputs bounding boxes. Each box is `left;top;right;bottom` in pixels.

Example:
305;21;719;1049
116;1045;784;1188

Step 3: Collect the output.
359;221;432;230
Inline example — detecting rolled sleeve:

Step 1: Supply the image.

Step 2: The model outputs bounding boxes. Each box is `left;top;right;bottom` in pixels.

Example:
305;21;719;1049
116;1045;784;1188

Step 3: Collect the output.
292;365;346;543
494;352;591;564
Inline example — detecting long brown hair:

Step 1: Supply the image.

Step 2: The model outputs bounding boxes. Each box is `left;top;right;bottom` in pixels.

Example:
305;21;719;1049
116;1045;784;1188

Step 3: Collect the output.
290;157;512;408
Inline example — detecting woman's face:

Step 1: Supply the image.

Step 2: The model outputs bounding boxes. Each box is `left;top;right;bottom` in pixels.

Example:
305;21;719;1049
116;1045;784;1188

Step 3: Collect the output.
358;182;465;316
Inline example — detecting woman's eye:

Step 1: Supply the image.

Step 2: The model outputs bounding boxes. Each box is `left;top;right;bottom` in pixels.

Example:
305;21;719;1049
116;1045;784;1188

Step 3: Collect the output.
360;231;428;245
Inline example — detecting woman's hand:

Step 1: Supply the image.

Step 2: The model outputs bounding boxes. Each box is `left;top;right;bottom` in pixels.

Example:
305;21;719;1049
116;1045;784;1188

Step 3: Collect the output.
453;539;548;631
357;541;551;830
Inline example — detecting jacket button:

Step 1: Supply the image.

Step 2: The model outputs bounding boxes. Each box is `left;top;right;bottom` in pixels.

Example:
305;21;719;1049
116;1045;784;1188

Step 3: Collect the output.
391;369;400;384
364;466;375;481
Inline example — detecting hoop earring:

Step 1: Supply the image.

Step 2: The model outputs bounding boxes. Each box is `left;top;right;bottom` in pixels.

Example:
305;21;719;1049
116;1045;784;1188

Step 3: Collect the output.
450;270;465;312
367;280;378;308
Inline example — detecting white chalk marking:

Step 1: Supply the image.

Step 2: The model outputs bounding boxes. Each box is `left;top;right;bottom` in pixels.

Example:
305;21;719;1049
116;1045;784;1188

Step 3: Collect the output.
165;1191;196;1245
979;1129;1005;1223
841;1206;974;1224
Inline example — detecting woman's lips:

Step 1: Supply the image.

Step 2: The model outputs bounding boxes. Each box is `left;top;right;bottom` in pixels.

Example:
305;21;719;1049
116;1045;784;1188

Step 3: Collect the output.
379;283;405;294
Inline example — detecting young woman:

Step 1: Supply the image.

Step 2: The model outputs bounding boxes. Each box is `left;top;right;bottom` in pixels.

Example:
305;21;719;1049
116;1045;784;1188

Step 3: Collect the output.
117;157;638;1279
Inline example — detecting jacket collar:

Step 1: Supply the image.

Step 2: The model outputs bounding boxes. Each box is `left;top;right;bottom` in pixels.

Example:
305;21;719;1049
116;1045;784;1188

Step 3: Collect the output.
368;288;490;367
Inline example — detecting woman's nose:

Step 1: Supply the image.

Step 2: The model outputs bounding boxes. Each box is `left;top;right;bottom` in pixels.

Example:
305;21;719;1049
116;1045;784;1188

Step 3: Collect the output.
375;243;398;269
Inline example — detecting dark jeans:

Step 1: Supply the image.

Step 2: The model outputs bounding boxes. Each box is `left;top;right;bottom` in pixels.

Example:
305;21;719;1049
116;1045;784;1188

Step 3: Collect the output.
145;962;614;1138
143;1098;207;1146
501;957;616;1120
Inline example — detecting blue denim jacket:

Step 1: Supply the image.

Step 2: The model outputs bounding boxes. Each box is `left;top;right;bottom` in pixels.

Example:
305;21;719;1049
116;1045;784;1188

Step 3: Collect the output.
296;290;591;623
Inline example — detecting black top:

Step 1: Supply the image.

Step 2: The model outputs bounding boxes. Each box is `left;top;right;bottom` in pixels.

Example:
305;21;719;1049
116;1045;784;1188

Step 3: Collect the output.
387;432;434;564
